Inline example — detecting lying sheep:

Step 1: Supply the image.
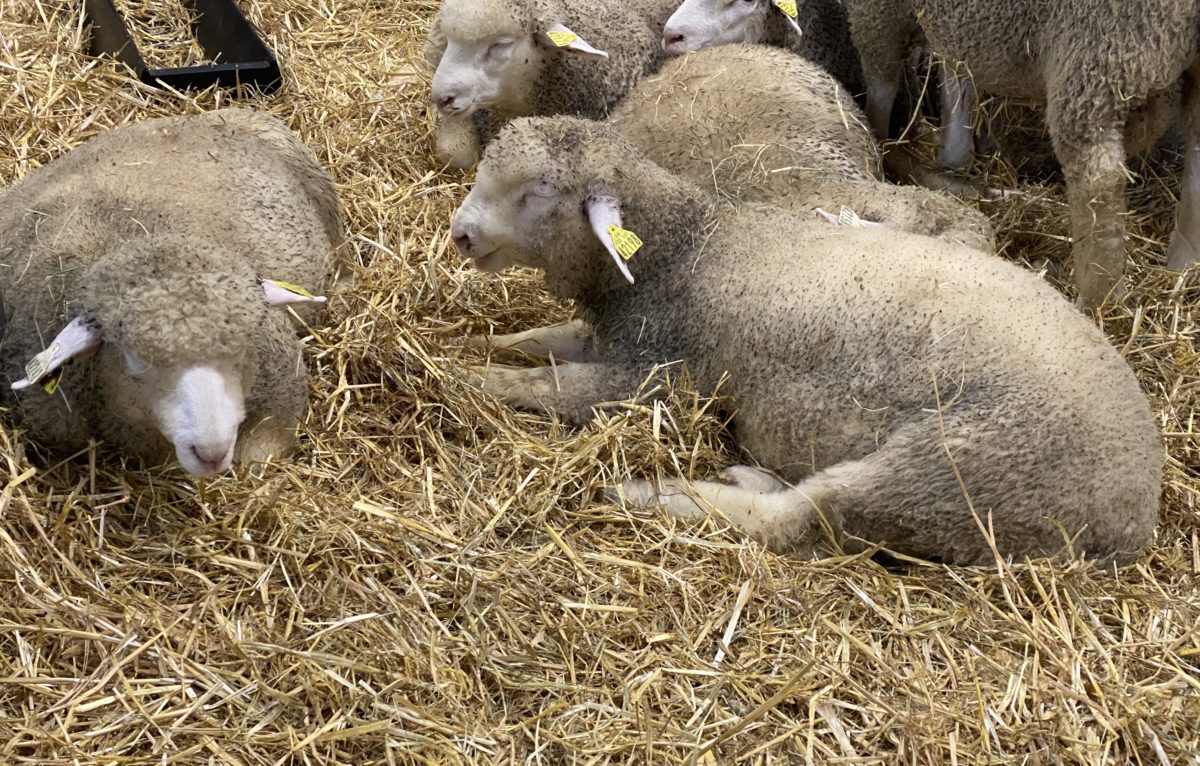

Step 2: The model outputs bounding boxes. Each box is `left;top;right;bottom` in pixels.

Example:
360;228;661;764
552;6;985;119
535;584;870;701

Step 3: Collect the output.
451;117;1162;564
0;109;344;476
424;0;681;168
661;0;864;96
828;0;1200;307
608;44;992;250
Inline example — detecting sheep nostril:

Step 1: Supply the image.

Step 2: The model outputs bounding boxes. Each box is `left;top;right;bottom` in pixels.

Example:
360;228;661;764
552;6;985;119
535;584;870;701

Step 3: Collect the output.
663;33;686;51
452;232;471;254
436;94;459;113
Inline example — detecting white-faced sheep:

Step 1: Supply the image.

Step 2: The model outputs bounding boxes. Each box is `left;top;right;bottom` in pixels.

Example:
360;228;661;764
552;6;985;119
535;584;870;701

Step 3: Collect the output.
0;109;343;477
451;117;1162;565
818;0;1200;308
424;0;682;168
661;0;863;96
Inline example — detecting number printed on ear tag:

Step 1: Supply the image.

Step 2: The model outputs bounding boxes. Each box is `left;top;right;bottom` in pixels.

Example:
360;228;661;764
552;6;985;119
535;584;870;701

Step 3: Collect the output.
773;0;799;18
267;279;317;298
546;30;579;47
24;342;59;386
607;225;643;261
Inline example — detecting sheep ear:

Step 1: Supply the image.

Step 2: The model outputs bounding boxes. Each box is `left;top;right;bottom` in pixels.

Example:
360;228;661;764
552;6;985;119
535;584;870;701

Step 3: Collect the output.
260;278;328;306
11;317;102;392
539;24;610;59
771;0;804;36
585;195;642;285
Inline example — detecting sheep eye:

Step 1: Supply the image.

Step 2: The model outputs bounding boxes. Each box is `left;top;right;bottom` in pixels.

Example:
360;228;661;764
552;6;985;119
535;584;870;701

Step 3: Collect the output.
488;39;514;56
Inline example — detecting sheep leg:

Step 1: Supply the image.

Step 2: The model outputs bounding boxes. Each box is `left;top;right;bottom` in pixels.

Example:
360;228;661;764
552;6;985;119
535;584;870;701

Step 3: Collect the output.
469;361;643;425
937;66;976;170
1166;64;1200;271
614;474;834;557
465;319;596;362
1046;93;1129;309
848;1;911;138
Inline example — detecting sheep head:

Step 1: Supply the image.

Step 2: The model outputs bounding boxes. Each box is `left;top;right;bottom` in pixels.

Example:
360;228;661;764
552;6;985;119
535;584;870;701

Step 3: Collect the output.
450;117;645;286
430;0;609;119
11;250;325;477
663;0;800;54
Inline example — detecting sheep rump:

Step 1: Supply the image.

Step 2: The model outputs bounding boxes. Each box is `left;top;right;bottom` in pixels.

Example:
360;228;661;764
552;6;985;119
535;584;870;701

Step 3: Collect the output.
608;44;992;249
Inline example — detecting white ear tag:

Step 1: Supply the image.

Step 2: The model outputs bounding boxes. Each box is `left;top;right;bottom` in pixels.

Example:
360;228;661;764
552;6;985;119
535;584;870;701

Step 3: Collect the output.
11;316;103;393
22;343;60;390
261;278;328;306
814;206;887;229
543;23;610;58
772;0;803;36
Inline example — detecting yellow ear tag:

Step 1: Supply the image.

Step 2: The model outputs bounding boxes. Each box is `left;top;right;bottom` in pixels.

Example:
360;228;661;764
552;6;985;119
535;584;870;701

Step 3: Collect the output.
41;367;64;395
546;30;579;47
24;342;59;387
268;280;316;298
607;225;643;261
773;0;799;18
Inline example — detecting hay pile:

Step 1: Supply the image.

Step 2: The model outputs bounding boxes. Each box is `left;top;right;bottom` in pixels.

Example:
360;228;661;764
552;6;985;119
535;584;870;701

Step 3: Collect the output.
0;1;1197;763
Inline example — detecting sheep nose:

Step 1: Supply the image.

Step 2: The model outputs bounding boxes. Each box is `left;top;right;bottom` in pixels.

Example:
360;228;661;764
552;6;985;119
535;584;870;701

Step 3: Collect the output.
662;32;687;53
190;441;232;473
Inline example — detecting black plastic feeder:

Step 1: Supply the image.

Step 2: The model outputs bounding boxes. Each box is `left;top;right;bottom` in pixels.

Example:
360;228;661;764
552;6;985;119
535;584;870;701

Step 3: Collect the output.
84;0;281;94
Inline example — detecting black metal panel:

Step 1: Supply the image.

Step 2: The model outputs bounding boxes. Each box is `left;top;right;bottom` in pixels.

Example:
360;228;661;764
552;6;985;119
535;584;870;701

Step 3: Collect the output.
83;0;281;94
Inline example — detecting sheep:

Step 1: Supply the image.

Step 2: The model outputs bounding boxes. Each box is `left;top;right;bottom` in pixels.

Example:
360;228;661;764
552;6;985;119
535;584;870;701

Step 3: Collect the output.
0;108;344;477
607;44;993;250
660;0;864;96
820;0;1200;308
424;0;683;168
449;116;1162;565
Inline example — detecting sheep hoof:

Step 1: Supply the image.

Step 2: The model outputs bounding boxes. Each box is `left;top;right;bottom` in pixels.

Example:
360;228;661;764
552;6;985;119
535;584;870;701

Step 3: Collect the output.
720;465;786;493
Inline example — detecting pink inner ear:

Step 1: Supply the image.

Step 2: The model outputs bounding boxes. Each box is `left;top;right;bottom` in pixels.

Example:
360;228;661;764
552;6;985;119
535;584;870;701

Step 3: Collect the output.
585;195;635;285
543;24;610;59
260;279;328;306
11;317;102;391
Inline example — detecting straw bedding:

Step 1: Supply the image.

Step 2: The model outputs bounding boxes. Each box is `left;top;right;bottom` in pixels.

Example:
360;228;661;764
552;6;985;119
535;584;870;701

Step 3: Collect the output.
0;1;1197;763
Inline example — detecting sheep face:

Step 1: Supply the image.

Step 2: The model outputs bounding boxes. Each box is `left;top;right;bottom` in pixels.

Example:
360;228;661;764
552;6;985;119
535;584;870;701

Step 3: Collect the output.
450;144;574;274
431;0;611;118
451;119;640;285
663;0;772;54
101;353;252;477
13;270;324;476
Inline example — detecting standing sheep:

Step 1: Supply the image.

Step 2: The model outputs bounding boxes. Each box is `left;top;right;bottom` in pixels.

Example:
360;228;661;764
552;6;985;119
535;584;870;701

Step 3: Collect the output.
0;109;344;476
424;0;681;168
451;117;1162;564
827;0;1200;307
660;0;863;95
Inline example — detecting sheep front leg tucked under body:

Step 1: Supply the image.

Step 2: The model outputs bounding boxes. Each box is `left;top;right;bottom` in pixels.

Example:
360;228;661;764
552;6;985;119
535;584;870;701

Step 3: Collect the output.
466;319;596;362
471;361;643;425
1167;62;1200;272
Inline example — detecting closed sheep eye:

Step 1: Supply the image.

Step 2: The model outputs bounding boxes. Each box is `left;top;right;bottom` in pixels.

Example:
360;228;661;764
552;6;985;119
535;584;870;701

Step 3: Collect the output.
488;38;514;56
